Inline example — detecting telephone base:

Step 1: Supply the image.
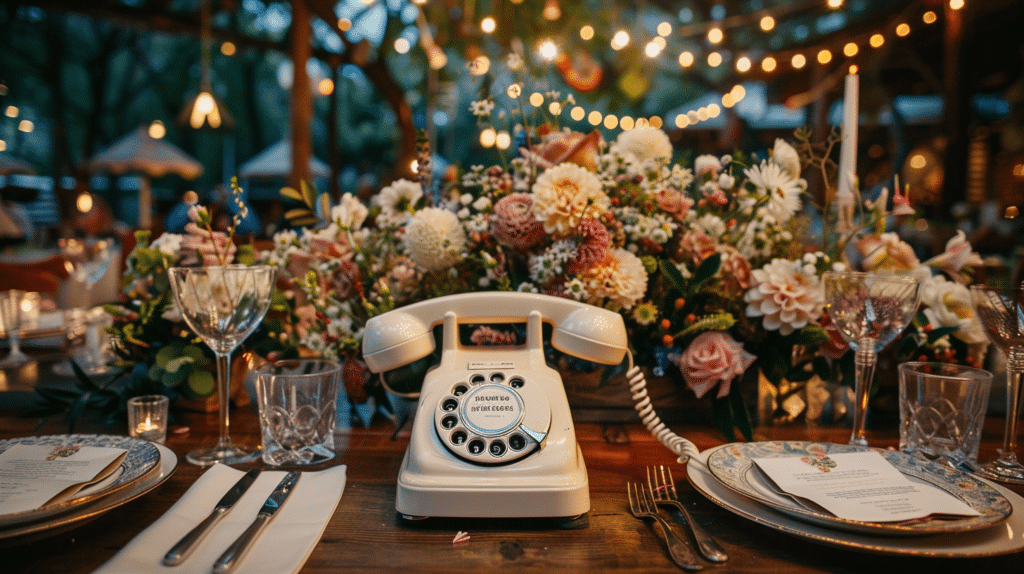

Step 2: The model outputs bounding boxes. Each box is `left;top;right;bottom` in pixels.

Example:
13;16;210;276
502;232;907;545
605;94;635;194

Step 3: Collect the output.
396;513;589;530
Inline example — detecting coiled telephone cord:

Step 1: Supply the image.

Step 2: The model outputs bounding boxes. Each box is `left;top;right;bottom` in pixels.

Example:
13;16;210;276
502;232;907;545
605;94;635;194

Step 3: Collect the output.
626;352;701;465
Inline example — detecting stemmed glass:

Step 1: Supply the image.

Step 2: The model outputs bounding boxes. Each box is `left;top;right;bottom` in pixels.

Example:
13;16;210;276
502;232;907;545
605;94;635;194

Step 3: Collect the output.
168;265;276;466
0;290;32;368
60;237;114;372
969;285;1024;484
823;271;922;446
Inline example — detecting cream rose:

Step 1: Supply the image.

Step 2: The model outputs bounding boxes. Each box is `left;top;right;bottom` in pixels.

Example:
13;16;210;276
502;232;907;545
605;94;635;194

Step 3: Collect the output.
678;331;756;399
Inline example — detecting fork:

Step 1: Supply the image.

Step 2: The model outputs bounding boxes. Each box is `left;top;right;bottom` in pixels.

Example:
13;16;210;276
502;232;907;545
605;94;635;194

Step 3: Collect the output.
647;466;729;562
627;482;704;571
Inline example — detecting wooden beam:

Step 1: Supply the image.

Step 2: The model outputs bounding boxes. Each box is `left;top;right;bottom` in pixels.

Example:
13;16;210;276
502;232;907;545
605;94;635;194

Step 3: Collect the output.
289;0;312;190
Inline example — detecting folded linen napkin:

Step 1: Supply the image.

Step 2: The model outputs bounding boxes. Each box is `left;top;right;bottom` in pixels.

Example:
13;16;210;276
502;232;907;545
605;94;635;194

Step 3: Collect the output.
93;463;346;574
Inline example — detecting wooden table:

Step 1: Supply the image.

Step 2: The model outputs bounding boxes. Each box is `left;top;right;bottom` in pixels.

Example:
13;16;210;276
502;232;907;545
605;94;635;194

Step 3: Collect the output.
2;389;1023;573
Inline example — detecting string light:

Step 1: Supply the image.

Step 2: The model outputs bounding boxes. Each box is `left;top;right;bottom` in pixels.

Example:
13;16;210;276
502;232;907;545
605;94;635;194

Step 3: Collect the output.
657;22;673;37
760;16;776;32
707;28;724;44
678;51;695;67
870;33;885;48
707;52;723;67
827;0;843;8
817;49;832;64
949;0;964;10
736;56;752;72
792;54;807;69
896;23;911;37
580;25;594;40
843;42;858;57
481;17;496;34
611;30;630;50
761;56;777;72
538;40;558;61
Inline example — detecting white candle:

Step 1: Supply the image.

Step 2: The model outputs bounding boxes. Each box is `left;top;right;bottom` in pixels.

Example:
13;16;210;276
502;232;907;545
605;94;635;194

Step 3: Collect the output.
837;69;859;200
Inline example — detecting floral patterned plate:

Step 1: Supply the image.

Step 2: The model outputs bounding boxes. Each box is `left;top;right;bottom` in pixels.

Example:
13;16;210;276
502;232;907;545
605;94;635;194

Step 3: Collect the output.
705;441;1011;536
0;434;161;529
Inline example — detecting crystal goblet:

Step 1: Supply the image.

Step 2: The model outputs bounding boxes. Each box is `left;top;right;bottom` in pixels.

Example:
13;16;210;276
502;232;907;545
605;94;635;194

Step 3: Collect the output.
823;271;921;446
969;284;1024;484
168;265;276;466
0;290;32;368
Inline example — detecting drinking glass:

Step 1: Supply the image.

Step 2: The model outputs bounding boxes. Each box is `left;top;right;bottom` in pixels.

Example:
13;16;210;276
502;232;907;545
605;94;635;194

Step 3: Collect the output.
0;290;31;368
168;265;276;466
823;271;921;446
60;237;114;372
969;285;1024;484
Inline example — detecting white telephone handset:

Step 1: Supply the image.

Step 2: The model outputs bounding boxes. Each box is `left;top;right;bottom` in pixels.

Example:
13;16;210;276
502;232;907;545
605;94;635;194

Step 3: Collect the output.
363;292;697;523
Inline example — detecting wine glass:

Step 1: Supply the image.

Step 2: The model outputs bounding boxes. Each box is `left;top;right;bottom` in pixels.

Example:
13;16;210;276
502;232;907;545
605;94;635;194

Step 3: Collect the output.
59;238;114;372
969;285;1024;484
0;290;32;368
168;265;275;466
823;271;922;446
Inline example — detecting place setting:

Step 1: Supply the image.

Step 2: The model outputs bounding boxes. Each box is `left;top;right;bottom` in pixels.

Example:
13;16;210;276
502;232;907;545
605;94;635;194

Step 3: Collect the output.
681;272;1024;558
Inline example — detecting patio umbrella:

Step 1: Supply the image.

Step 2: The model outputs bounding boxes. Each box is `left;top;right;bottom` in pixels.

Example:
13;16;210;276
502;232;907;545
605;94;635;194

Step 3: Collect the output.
0;152;36;176
238;139;329;180
84;126;204;228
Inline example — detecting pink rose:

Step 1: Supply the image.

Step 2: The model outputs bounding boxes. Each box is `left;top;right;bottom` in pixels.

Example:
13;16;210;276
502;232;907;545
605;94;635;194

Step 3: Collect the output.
656;187;694;219
678;331;756;399
677;230;717;267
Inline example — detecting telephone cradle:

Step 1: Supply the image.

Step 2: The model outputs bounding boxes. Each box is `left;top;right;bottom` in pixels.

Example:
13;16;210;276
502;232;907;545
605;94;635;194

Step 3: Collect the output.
362;292;701;524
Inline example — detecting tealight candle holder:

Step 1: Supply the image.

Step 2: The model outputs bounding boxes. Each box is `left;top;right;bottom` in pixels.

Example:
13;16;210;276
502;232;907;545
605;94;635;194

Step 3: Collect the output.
127;395;169;444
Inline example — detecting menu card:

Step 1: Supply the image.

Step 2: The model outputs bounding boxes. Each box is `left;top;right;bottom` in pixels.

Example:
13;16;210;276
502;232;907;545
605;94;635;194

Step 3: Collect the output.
0;443;127;514
752;451;980;523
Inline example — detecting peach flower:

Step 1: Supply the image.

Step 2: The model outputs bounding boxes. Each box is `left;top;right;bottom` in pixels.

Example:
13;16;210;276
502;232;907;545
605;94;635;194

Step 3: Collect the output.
678;331;756;399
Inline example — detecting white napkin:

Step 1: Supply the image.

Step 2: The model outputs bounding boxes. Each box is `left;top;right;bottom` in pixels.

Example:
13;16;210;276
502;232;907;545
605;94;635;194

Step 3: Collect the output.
92;464;347;574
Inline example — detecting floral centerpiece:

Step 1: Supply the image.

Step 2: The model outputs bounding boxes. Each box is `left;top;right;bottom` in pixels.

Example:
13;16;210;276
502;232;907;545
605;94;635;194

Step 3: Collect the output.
262;86;989;439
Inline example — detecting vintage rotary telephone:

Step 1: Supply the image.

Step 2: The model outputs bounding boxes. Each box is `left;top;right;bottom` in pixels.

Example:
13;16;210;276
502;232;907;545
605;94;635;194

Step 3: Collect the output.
362;292;699;522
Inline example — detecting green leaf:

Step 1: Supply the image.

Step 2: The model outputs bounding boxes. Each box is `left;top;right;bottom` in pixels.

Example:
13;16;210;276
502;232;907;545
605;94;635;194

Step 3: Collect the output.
926;326;959;344
165;356;195;374
729;383;754;441
280;186;304;203
792;325;829;348
300;180;316;206
659;259;688;291
711;395;737;442
318;193;332;223
188;371;216;396
688;253;722;292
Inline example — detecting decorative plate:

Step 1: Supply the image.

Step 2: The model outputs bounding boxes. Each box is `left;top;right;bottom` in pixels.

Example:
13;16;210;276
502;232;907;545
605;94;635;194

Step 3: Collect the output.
0;443;177;544
706;441;1011;536
0;434;161;529
688;455;1024;557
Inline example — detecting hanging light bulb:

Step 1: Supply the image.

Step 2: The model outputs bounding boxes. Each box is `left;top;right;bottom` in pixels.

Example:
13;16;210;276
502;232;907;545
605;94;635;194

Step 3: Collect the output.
179;0;233;130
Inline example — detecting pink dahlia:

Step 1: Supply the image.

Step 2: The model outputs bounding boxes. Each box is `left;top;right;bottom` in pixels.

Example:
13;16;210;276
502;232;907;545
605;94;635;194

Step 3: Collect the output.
492;193;546;250
568;218;609;274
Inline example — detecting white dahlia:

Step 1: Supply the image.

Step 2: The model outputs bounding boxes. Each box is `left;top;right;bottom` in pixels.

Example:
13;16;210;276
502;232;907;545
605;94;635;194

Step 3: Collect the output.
920;274;987;346
744;258;824;336
531;163;609;235
330;193;369;229
401;207;466;272
374;179;423;227
744;160;806;223
579;248;648;311
614;126;673;164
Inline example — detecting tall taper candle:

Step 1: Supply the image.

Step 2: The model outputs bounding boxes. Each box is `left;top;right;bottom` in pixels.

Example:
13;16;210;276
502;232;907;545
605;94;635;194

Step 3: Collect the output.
837;68;859;201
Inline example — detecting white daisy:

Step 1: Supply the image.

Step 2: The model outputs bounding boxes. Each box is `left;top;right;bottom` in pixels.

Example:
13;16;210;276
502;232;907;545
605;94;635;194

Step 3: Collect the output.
744;160;806;223
374;179;423;227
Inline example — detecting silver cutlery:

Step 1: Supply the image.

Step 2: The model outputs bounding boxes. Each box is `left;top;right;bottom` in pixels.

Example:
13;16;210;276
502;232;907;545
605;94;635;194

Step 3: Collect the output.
647;465;728;563
627;482;703;571
212;472;301;574
162;468;261;566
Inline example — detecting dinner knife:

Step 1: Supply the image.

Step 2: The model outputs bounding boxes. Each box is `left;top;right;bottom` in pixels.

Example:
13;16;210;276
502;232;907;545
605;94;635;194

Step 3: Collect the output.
212;472;301;574
162;468;261;566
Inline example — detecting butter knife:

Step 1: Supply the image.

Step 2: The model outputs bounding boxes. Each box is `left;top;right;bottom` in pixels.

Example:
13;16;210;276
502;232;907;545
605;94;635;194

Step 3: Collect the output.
162;468;261;566
212;472;301;574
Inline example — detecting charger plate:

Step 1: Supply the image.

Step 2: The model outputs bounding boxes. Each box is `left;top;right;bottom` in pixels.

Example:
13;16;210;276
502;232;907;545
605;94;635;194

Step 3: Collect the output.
705;441;1011;537
689;451;1024;557
0;434;161;529
0;443;176;545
